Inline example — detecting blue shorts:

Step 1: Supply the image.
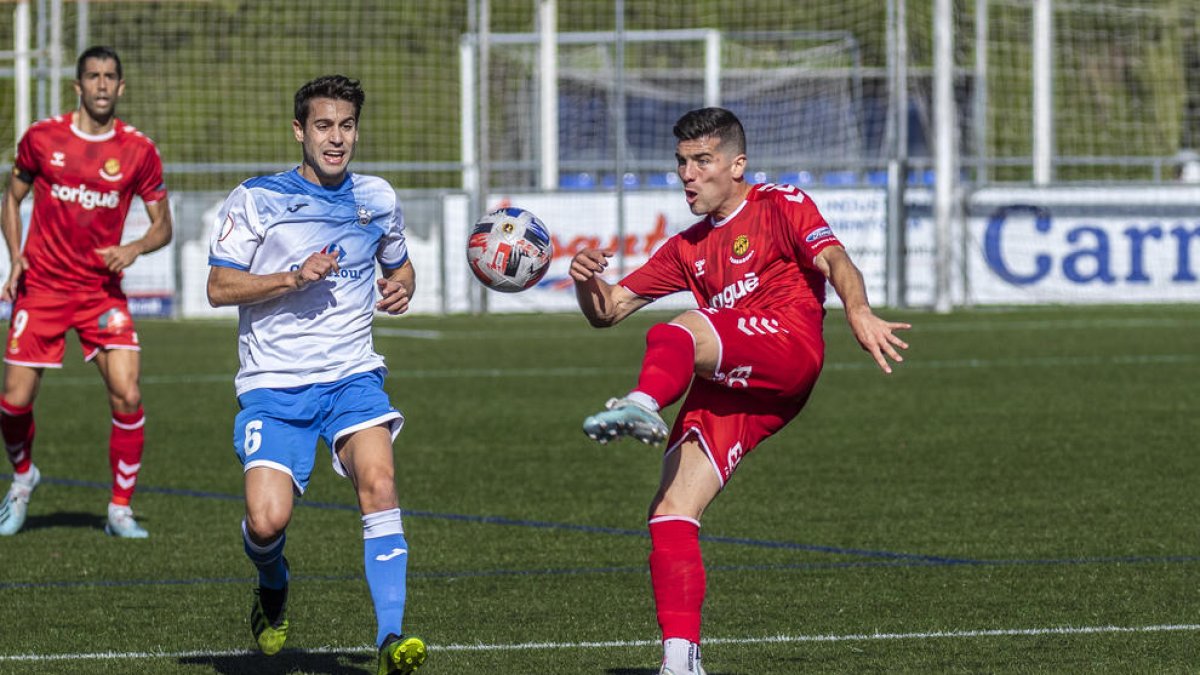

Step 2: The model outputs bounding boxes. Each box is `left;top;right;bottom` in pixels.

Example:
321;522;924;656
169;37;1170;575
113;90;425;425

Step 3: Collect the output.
233;369;403;494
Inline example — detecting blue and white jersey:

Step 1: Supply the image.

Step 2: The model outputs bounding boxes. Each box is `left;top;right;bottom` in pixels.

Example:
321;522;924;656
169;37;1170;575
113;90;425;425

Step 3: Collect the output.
208;168;409;396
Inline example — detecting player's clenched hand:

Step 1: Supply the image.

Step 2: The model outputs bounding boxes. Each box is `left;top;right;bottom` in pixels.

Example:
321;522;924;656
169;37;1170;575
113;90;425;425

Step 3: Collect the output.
570;249;614;282
375;278;410;315
293;252;339;289
1;256;28;302
846;306;911;374
94;244;140;272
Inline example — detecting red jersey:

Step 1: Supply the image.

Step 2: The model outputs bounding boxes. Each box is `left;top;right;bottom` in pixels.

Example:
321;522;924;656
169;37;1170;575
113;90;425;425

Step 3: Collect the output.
12;114;167;294
621;183;842;331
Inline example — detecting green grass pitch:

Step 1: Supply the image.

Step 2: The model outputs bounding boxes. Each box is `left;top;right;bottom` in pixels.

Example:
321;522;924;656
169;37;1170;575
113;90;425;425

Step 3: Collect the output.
0;304;1196;674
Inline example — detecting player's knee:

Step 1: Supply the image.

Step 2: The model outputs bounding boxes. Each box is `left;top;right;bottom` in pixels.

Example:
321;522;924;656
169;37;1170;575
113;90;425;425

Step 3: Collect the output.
245;508;290;542
658;314;719;374
657;316;693;337
109;388;142;414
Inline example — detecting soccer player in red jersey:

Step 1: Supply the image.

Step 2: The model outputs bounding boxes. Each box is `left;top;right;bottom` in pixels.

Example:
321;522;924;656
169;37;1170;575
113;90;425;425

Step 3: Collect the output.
0;46;173;538
573;107;910;675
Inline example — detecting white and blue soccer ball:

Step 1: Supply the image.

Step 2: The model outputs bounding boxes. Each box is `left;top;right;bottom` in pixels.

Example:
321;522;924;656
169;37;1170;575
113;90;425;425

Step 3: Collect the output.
466;207;554;293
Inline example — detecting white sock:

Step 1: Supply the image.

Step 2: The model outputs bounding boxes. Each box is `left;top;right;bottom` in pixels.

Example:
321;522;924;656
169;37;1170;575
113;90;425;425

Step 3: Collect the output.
663;638;701;673
626;390;660;412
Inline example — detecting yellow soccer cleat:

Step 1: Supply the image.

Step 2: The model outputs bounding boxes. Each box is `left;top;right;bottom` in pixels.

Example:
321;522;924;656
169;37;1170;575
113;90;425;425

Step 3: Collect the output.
378;633;427;674
250;585;289;655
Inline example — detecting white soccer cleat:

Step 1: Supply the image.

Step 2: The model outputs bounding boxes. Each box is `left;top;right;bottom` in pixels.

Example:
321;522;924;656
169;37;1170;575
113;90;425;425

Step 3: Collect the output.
582;397;669;445
105;503;149;539
659;667;706;675
0;464;41;536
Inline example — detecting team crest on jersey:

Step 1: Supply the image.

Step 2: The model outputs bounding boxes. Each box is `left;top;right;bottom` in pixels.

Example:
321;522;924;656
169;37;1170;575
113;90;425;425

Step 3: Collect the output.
729;234;754;264
50;151;66;167
356;205;373;225
100;158;123;182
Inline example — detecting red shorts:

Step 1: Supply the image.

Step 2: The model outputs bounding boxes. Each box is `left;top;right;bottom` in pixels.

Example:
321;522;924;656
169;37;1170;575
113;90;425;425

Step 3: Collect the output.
666;307;824;486
5;290;140;367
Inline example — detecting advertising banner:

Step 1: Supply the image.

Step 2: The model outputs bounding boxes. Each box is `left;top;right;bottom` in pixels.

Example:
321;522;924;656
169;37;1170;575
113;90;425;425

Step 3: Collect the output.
967;187;1200;304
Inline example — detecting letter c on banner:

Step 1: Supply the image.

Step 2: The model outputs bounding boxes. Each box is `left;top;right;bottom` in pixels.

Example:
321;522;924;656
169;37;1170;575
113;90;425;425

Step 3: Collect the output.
985;204;1053;285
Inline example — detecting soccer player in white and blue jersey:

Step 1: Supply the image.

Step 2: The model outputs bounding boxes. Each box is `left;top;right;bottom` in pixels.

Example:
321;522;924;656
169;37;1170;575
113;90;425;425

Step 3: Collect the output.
206;75;426;674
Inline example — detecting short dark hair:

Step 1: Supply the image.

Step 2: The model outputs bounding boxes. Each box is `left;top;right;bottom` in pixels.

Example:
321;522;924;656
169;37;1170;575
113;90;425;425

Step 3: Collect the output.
294;75;365;126
76;45;122;81
673;107;746;156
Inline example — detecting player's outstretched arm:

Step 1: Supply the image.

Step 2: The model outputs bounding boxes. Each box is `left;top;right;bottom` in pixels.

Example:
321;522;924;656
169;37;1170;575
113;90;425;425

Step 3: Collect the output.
95;198;174;273
0;174;32;302
208;251;340;307
815;245;911;374
375;260;414;315
570;248;648;328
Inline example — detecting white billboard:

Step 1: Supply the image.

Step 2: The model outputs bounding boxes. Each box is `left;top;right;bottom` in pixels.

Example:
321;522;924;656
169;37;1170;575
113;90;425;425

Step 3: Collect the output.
967;186;1200;304
449;188;898;313
171;184;1200;317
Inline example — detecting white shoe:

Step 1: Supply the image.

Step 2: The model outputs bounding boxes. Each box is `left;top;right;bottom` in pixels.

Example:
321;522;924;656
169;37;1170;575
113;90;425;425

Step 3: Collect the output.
106;503;149;538
659;667;706;675
582;397;669;445
0;464;41;536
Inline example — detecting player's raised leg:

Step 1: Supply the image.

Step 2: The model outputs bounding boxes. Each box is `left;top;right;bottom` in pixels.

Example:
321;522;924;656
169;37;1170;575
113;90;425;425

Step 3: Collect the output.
338;425;425;674
0;364;43;536
94;348;149;538
584;313;719;446
244;467;294;655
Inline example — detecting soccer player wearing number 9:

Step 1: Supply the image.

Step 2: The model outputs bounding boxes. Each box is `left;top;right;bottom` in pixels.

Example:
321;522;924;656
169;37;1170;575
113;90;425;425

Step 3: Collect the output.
207;75;425;673
572;108;912;675
0;46;173;539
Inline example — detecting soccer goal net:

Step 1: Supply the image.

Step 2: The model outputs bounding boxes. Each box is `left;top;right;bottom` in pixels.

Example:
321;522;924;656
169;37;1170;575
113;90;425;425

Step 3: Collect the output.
474;28;873;191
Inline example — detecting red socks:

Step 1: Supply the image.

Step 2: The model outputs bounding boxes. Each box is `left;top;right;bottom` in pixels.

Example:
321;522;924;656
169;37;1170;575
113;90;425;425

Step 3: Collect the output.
109;408;145;506
0;399;35;474
636;323;695;409
648;516;705;643
2;400;146;505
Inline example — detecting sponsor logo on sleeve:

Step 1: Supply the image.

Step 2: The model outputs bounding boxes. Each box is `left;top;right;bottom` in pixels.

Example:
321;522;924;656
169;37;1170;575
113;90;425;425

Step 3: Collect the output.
805;226;835;244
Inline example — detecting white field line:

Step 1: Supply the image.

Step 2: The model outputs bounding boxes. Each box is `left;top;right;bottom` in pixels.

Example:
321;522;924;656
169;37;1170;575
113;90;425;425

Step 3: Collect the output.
2;623;1198;662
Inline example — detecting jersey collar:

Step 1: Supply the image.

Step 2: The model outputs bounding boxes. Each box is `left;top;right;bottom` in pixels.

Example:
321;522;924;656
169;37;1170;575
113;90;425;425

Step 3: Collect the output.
710;198;748;228
69;120;116;142
287;167;353;195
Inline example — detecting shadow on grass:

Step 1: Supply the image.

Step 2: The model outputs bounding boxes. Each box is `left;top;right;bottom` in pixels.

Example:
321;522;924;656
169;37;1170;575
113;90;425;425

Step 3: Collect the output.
22;511;107;533
179;651;371;674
